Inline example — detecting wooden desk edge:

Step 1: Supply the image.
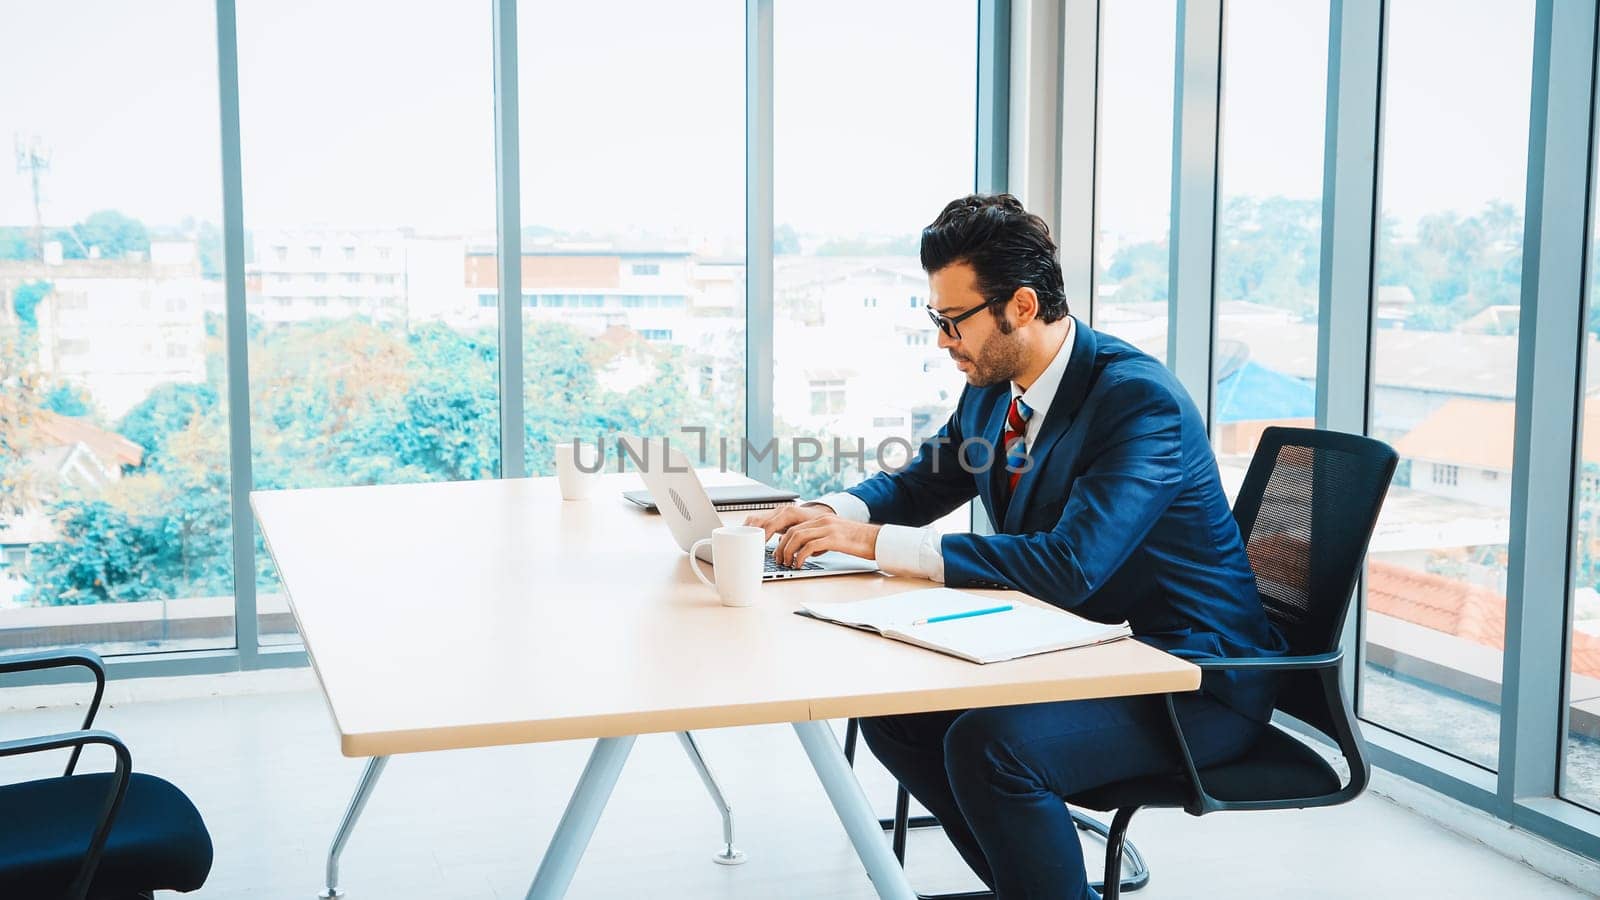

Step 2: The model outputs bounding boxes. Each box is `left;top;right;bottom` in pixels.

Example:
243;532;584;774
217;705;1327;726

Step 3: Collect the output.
336;664;1202;758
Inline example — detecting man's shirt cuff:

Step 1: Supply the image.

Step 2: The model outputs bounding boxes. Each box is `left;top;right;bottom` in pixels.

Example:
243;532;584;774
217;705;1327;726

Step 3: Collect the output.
810;491;870;522
874;524;947;583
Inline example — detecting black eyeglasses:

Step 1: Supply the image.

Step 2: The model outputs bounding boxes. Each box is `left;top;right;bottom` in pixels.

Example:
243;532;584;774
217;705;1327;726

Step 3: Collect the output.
926;295;1008;340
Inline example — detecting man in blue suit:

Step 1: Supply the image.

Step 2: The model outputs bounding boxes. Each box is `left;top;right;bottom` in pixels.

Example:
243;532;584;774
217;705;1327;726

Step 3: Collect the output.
750;194;1284;899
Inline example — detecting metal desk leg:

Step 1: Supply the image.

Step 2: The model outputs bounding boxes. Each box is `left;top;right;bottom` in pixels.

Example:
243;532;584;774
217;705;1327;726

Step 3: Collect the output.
319;755;390;899
676;731;747;865
526;735;637;900
792;721;917;900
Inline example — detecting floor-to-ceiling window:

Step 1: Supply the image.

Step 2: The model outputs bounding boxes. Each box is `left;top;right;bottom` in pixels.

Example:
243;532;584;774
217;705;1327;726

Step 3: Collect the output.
0;0;236;655
770;0;974;521
1210;0;1329;495
518;1;745;477
1565;86;1600;814
236;1;502;645
1092;0;1177;361
1358;0;1536;771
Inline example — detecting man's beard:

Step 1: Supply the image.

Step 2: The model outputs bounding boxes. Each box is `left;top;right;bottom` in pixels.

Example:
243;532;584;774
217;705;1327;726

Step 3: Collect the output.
951;325;1024;388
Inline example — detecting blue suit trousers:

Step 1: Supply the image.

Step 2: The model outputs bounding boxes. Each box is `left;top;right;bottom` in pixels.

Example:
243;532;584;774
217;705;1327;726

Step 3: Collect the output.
860;694;1265;900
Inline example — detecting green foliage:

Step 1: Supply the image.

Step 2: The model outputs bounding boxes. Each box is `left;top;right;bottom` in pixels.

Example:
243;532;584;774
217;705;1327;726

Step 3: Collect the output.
766;426;870;498
1103;240;1170;304
118;382;219;466
18;314;717;605
1099;196;1525;333
0;228;33;261
11;280;50;337
1377;202;1523;331
28;500;161;604
56;209;150;260
521;320;705;475
1214;197;1321;317
42;383;91;417
774;223;801;255
193;221;226;279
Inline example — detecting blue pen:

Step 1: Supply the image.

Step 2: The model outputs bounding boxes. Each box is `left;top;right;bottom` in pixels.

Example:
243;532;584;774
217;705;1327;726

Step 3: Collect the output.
912;604;1014;626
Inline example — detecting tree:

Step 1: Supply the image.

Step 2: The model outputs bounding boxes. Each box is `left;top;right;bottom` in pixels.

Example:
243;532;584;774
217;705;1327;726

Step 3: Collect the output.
42;382;91;417
28;500;161;604
55;210;150;260
0;331;48;518
774;223;801;255
1376;202;1524;331
11;280;50;339
1104;240;1169;303
118;382;220;468
0;228;33;261
1214;197;1321;316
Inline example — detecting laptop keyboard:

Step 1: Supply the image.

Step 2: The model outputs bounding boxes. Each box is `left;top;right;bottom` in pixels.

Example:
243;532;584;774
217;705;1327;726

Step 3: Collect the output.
765;549;824;573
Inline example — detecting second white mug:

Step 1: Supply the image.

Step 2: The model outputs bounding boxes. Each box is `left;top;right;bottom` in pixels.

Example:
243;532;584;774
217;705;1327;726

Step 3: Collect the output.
553;441;599;500
689;525;764;608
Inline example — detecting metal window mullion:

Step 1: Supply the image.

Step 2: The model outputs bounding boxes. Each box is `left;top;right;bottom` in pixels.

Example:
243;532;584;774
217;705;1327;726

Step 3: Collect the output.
215;0;257;663
1007;0;1061;231
1500;0;1598;805
1316;0;1385;702
1167;0;1223;428
968;0;1012;537
1058;0;1099;323
744;0;774;479
977;0;1011;195
493;0;525;480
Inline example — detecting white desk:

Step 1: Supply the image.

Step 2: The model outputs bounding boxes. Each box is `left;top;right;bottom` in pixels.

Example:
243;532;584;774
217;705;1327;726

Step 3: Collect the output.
252;473;1200;899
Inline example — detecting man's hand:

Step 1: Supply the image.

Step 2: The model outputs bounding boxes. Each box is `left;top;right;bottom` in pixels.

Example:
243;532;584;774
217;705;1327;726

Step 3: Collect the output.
744;503;835;543
772;515;881;567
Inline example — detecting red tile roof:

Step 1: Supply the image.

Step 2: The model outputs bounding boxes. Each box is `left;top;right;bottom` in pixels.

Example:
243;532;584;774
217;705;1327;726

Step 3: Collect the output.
33;411;143;469
1367;559;1600;678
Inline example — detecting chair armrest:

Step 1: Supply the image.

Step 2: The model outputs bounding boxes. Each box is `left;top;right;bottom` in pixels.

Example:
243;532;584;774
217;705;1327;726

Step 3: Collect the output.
0;649;107;775
1192;650;1343;672
1163;649;1363;815
0;729;131;900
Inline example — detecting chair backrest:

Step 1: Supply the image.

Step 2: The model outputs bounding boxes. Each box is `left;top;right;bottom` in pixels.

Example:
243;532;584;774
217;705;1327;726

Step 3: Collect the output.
1230;427;1397;735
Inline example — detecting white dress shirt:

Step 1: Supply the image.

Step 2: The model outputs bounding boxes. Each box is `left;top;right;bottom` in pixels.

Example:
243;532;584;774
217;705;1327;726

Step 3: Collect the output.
813;316;1077;582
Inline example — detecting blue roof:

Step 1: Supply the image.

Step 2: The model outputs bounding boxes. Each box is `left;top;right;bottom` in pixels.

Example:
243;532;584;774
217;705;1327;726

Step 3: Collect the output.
1215;360;1315;424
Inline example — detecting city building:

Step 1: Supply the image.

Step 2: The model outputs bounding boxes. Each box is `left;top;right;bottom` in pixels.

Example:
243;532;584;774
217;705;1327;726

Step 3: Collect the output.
245;229;470;326
0;241;211;420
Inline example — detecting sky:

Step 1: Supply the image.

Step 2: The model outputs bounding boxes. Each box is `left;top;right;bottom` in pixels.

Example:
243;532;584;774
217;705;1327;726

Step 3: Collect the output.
0;0;1538;246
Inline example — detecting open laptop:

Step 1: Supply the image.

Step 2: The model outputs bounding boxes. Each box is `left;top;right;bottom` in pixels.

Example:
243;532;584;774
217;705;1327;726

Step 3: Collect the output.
627;437;880;581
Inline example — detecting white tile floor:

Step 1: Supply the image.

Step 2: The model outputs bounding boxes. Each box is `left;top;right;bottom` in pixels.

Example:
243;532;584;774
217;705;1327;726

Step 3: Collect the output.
2;669;1597;899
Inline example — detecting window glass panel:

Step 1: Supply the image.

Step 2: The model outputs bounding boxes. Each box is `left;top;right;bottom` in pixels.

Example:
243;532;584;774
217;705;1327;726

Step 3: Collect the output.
518;1;744;477
1093;0;1177;362
771;0;973;532
238;1;501;645
1210;0;1328;496
1359;0;1535;771
1565;72;1600;815
0;1;234;655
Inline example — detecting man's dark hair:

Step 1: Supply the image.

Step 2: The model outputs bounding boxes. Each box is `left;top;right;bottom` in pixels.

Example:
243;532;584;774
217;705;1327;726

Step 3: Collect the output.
920;193;1069;325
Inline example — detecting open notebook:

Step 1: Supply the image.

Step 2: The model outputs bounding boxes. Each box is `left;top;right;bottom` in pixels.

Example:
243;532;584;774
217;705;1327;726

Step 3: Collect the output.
798;588;1132;664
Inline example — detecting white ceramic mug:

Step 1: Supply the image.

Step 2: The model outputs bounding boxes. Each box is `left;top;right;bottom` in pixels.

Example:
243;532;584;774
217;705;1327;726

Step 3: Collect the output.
553;441;598;500
689;525;764;608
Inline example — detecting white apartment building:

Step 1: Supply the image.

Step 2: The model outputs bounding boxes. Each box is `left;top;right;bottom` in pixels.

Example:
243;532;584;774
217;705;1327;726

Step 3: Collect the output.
246;229;470;326
773;258;962;450
0;241;211;420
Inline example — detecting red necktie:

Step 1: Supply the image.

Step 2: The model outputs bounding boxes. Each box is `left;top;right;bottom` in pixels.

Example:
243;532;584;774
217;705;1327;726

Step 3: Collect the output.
1002;396;1033;494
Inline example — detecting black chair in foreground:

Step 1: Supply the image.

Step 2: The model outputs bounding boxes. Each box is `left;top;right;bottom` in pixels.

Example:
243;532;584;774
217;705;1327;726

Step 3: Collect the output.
852;426;1397;900
0;649;213;900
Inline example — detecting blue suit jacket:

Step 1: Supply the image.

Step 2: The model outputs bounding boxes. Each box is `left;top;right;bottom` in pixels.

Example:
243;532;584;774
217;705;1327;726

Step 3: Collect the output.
847;320;1285;719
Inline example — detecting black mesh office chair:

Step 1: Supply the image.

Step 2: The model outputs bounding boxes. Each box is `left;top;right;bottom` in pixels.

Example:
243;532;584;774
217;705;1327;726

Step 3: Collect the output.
849;426;1397;900
0;649;212;900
